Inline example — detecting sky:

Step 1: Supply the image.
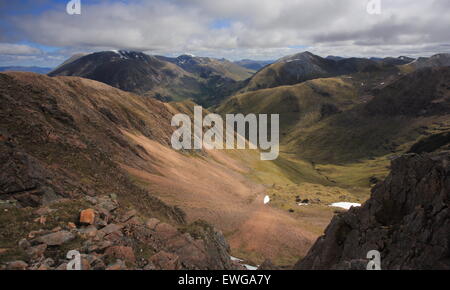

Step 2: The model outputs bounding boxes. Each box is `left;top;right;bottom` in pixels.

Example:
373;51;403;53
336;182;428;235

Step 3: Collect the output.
0;0;450;67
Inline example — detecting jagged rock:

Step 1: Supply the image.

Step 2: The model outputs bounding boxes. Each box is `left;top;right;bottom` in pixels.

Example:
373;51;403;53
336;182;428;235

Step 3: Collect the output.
143;261;157;270
34;231;75;246
79;209;95;225
295;153;450;270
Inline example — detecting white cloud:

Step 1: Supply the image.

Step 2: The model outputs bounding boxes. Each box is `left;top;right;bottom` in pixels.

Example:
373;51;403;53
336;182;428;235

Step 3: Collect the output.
4;0;450;62
0;43;42;55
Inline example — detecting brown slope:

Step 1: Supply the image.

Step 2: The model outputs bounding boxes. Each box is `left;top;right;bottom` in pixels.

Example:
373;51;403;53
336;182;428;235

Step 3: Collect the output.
0;71;182;221
0;72;326;266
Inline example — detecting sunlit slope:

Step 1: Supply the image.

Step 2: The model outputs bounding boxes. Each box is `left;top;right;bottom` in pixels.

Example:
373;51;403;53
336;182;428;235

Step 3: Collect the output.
1;72;333;266
218;77;359;135
217;67;450;192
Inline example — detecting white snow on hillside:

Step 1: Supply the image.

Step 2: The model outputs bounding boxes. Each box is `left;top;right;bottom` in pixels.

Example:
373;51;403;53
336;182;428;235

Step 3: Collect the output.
330;202;361;210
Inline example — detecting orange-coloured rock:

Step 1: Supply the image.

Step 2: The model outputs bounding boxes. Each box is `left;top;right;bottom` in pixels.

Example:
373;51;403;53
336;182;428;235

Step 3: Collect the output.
79;209;95;225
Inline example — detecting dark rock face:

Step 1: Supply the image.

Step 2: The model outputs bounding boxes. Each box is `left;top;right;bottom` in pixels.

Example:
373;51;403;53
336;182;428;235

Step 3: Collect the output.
295;153;450;270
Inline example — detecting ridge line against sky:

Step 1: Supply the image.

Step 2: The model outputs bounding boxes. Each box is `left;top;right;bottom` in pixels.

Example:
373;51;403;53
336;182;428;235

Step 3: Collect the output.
0;0;450;67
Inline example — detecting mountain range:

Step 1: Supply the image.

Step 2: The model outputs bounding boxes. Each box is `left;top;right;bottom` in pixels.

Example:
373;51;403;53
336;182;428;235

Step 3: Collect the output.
49;51;253;107
0;66;53;74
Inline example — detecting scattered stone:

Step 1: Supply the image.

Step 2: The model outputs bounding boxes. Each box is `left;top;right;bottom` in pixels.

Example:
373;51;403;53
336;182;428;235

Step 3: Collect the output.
296;154;450;270
106;259;127;270
98;199;118;212
18;238;31;249
104;246;136;264
33;216;47;224
34;231;75;246
7;261;28;270
145;218;160;230
28;229;48;239
258;259;281;270
149;251;180;270
154;223;178;240
42;258;55;267
86;240;112;253
79;208;95;225
143;261;157;270
26;244;47;260
120;209;137;223
35;206;53;216
67;222;77;229
84;196;98;205
56;263;68;270
100;224;123;235
78;225;98;238
369;176;379;185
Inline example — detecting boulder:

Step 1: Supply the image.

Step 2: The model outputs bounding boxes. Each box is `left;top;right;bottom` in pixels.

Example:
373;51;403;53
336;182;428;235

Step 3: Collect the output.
34;231;75;246
79;209;95;225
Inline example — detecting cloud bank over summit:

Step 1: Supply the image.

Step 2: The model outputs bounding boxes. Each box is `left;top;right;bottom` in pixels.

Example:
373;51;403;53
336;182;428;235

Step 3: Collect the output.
1;0;450;66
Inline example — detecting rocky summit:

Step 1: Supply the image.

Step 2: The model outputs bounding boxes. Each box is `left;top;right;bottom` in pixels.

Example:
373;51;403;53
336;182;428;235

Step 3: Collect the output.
0;193;241;270
295;153;450;270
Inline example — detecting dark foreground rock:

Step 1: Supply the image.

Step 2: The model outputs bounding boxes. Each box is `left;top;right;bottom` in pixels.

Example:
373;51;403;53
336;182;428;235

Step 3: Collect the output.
295;153;450;270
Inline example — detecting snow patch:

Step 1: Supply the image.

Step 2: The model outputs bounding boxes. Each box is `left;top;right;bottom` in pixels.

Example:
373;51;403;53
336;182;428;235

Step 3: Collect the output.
330;202;361;210
230;256;258;270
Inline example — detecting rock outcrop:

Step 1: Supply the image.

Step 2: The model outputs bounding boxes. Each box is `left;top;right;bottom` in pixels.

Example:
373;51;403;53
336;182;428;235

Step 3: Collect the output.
295;153;450;270
0;195;237;270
